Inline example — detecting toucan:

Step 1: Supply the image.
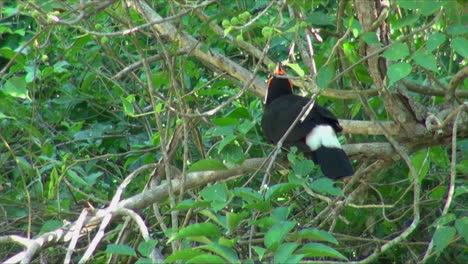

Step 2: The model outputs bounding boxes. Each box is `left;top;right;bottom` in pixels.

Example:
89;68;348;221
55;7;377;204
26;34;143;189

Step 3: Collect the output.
261;65;353;179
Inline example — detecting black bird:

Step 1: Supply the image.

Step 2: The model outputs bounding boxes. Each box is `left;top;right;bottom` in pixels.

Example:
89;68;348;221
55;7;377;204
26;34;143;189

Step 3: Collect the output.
261;65;353;179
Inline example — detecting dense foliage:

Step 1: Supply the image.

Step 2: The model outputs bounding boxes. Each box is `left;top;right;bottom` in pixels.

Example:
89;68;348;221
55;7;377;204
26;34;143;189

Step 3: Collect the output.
1;0;467;263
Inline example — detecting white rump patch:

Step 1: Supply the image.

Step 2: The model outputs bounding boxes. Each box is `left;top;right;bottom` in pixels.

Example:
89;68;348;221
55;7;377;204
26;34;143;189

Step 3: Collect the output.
305;125;342;151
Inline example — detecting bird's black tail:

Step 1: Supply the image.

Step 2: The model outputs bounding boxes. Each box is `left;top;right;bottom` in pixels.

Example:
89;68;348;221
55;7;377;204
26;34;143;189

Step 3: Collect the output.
310;147;353;179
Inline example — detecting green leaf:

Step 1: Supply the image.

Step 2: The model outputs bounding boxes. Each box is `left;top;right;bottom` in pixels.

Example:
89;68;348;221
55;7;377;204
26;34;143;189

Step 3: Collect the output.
291;228;339;245
201;183;228;202
433;226;456;254
3;76;30;100
393;14;420;30
310;178;344;197
217;135;237;153
233;187;262;203
447;24;468;35
53;60;69;73
252;246;266;261
187;254;225;264
227;212;248;233
285;63;305;77
362;32;381;46
455;217;468;243
264;221;296;250
135;258;154;264
397;0;420;9
137;239;158;257
265;183;298;201
420;2;443;16
435;214;456;226
174;199;212;210
297;243;347;260
200;243;240;263
274;243;299;264
452;37;468;58
67;169;89;187
388;62;412;87
39;220;63;234
409;149;430;182
272;207;289;222
105;244;137;257
122;94;135;116
187;159;227;172
212;117;239;126
382;43;409;60
317;66;334;89
0;112;15;120
412;51;438;72
165;249;204;263
426;32;446;52
168;223;221;243
307;11;335;26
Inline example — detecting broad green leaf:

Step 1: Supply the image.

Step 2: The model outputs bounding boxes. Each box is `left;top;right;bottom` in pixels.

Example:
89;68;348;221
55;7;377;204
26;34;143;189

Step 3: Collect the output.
227;212;248;233
135;258;153;264
122;94;135;116
67;169;89;187
3;76;30;100
388;62;412;87
433;226;456;254
291;228;339;245
53;60;69;73
412;51;438;72
233;187;262;203
317;66;334;89
226;107;250;119
272;207;289;222
168;223;221;243
420;2;443;16
174;199;212;210
165;249;204;263
252;246;266;261
265;183;298;201
447;24;468;35
435;214;456;226
105;244;137;257
187;254;225;264
187;159;227;172
455;217;468;243
397;0;419;9
452;37;468;58
362;32;381;46
285;63;305;77
212;117;239;126
0;112;15;120
382;43;409;60
393;14;420;30
206;126;235;136
200;243;240;263
409;149;430;182
426;32;446;52
201;184;228;202
274;243;299;264
264;221;296;250
308;11;335;26
137;239;158;257
39;220;63;234
200;183;229;212
310;178;344;197
217;135;237;153
297;243;347;260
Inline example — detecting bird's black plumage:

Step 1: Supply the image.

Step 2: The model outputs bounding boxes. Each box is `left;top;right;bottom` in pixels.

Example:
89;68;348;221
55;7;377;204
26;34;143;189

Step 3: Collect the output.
261;66;353;179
